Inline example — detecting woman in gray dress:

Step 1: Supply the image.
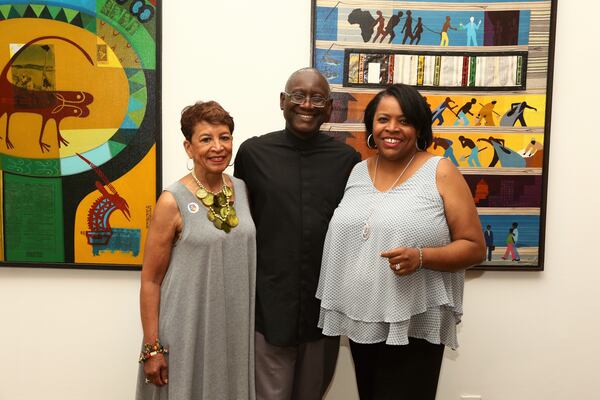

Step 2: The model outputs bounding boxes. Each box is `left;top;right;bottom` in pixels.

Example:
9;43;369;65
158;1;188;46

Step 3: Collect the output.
136;101;256;399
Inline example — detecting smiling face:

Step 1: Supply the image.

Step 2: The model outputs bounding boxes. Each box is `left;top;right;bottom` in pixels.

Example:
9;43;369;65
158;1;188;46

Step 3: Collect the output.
184;121;232;178
280;69;332;137
372;95;418;161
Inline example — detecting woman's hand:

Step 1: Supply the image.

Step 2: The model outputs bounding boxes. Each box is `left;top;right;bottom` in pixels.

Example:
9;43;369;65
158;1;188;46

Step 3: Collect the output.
381;247;420;276
143;353;169;386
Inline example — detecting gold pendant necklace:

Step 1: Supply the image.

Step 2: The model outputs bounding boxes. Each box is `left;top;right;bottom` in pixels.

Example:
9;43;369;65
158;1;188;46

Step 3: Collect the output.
362;153;416;240
191;169;238;233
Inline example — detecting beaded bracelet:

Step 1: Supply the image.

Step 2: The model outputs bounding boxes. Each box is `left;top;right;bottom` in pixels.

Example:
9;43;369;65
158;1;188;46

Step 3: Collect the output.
416;247;423;270
138;338;169;363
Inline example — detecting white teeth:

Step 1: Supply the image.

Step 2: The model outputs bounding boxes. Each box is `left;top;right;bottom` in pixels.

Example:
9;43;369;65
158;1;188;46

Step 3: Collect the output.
298;114;314;120
384;138;400;144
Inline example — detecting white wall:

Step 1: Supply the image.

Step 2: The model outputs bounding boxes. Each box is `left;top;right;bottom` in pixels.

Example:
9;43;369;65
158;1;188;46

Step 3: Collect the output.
1;1;598;399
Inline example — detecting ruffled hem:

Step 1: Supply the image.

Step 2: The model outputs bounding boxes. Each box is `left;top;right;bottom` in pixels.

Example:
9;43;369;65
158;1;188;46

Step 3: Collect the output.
318;306;460;349
317;268;464;323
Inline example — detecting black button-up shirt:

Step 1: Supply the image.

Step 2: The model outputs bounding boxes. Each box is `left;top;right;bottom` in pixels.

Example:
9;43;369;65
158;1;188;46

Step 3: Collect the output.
234;129;360;346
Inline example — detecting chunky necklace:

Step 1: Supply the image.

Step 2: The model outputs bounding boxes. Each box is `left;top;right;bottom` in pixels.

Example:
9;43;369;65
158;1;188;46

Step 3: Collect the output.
361;153;416;240
191;169;238;233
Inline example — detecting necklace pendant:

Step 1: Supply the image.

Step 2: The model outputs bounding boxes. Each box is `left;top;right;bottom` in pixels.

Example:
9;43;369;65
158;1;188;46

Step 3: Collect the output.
361;222;370;240
195;188;208;199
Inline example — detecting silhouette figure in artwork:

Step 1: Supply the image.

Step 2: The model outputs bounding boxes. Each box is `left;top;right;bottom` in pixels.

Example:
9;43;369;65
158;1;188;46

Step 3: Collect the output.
380;11;403;43
484;225;494;261
0;36;94;153
348;9;377;42
511;222;521;262
39;44;54;91
440;16;457;46
523;138;543;157
477;136;526;168
500;101;538;127
453;98;477;126
372;11;386;42
475;100;499;126
401;10;414;44
459;135;481;167
412;17;424;44
432;137;459;166
41;72;52;90
459;16;482;46
431;97;456;125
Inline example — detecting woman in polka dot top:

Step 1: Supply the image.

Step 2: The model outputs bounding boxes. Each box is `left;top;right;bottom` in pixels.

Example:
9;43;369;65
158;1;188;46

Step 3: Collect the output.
316;84;485;400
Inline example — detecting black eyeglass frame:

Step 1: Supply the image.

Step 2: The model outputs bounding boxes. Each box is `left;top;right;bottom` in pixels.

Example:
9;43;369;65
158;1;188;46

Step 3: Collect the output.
282;91;330;108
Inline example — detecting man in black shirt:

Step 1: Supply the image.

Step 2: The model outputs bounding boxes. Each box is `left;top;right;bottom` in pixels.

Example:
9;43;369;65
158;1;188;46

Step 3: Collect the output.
234;68;360;399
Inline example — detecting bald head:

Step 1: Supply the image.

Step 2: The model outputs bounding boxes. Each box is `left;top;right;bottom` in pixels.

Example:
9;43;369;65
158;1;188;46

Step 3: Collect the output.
284;68;330;96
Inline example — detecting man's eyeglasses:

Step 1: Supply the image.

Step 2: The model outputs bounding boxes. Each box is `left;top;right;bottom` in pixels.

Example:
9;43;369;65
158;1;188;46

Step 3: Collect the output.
283;92;329;108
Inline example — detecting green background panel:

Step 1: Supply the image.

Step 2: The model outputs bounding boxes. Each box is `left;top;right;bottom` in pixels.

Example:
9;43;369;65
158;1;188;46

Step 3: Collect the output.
4;174;65;262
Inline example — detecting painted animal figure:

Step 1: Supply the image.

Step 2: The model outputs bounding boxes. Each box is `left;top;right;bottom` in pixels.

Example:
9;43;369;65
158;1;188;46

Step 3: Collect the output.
75;153;131;246
0;36;94;152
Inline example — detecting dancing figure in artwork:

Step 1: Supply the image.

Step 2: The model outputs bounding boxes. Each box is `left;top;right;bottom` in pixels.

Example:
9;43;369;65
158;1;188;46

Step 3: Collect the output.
475;101;499;126
476;137;526;168
431;97;456;125
453;98;477;126
459;135;481;167
500;101;538;127
432;137;459;166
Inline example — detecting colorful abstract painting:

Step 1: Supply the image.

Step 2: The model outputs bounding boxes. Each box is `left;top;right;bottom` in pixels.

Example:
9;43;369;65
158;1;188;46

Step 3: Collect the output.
312;0;556;270
0;0;160;269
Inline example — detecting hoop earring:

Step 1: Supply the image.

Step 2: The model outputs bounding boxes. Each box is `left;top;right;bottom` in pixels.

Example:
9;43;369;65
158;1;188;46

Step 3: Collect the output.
186;158;194;171
415;136;426;151
367;134;377;149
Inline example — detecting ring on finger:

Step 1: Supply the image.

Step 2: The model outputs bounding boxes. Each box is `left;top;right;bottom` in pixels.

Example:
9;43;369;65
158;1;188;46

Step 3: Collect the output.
145;377;151;384
394;263;401;271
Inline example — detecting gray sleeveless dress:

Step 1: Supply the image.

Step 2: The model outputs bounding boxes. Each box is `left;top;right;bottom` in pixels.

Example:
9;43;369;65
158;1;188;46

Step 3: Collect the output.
136;176;256;400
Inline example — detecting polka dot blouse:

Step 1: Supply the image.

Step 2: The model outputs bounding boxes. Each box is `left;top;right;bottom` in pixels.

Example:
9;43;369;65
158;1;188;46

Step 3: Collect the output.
316;157;464;349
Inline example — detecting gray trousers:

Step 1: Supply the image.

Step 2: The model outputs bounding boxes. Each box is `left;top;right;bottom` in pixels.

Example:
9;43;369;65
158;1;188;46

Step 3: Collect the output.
255;331;340;400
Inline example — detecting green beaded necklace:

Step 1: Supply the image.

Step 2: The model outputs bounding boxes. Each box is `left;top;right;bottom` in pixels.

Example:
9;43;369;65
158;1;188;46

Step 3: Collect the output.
191;170;238;233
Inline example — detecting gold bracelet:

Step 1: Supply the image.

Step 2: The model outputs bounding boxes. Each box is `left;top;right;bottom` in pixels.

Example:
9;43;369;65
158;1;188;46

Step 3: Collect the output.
417;247;423;270
139;338;169;363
